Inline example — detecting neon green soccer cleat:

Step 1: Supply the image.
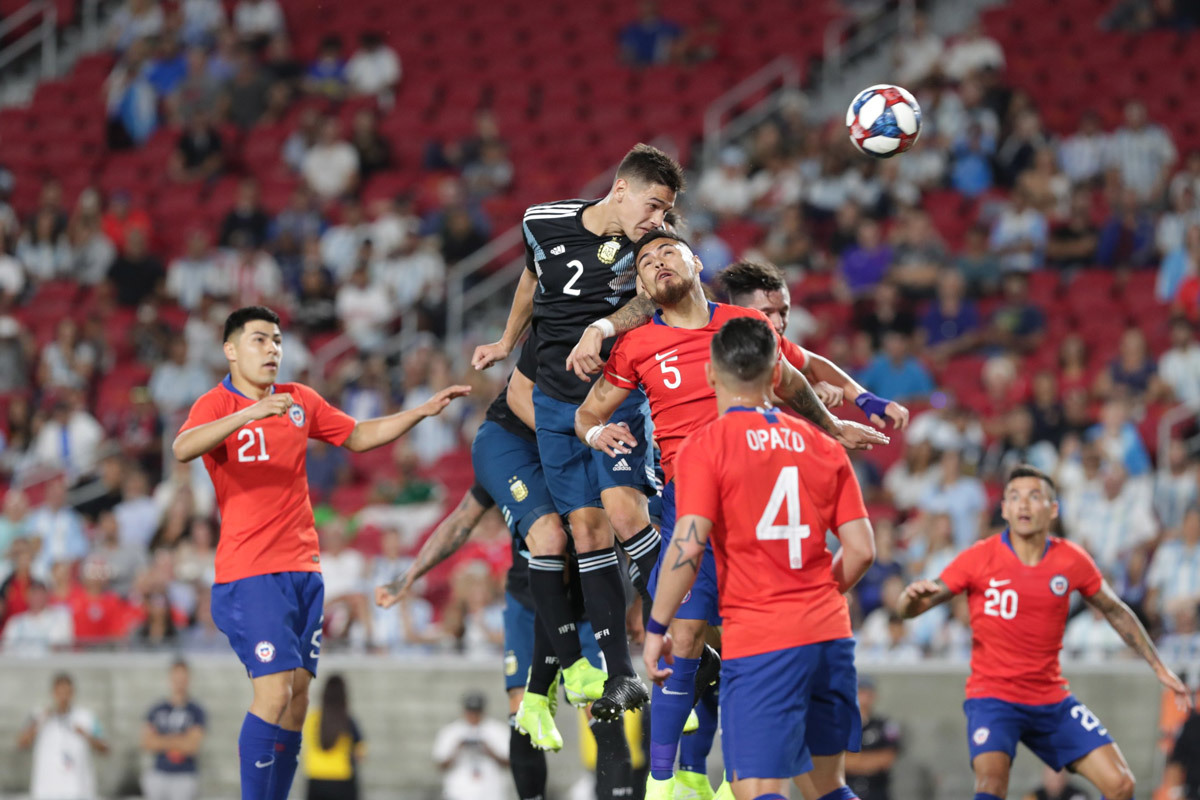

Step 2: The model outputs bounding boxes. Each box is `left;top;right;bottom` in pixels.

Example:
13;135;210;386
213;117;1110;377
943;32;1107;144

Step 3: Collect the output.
644;775;675;800
562;657;607;707
514;692;563;752
682;708;700;734
674;769;714;800
712;779;734;800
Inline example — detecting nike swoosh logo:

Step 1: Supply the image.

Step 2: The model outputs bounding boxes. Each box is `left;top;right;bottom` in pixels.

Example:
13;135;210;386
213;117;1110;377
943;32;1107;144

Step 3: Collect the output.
654;349;679;361
661;687;688;696
255;759;275;768
310;650;320;658
989;579;1011;587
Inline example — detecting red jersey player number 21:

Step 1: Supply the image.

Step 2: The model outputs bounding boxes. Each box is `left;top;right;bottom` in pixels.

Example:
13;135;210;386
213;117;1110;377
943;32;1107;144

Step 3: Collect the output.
173;306;469;800
643;316;878;800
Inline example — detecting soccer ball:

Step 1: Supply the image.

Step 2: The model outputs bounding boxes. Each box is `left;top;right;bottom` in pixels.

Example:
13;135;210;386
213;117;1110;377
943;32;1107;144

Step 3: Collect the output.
846;84;922;158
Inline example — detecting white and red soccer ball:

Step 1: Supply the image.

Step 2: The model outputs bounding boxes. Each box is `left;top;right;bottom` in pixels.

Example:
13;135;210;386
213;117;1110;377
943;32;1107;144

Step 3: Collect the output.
846;84;922;158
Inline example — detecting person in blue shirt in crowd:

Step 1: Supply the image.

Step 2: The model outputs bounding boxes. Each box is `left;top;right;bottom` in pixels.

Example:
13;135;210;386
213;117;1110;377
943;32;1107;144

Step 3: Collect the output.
142;659;207;800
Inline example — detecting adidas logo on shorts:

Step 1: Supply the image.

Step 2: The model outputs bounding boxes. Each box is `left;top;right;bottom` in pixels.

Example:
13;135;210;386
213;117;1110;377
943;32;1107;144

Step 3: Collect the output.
613;458;632;472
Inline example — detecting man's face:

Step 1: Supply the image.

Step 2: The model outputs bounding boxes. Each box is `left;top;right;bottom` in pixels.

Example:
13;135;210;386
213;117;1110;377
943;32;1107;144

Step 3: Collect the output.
635;238;700;307
615;180;675;240
224;320;282;385
170;665;190;697
1000;477;1058;537
735;287;790;337
52;679;73;710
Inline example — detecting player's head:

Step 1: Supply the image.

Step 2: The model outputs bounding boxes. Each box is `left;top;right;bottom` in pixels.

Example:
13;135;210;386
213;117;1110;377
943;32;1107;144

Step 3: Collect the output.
611;143;685;240
719;260;790;337
706;317;780;402
1001;464;1058;538
462;690;486;723
223;306;282;386
169;658;190;696
633;230;702;307
51;672;73;710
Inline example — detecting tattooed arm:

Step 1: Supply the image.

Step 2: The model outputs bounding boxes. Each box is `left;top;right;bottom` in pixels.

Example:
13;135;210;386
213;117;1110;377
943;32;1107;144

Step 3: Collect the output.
897;578;957;619
566;294;657;381
643;514;712;684
775;359;890;450
375;489;491;608
1085;581;1193;707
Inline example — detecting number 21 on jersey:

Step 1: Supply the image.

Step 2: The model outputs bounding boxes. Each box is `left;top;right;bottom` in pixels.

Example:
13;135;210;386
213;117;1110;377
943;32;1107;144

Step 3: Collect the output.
237;427;269;462
756;465;810;568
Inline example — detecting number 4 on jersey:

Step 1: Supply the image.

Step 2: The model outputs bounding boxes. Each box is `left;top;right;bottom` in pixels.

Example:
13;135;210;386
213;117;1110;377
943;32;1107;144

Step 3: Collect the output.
756;465;811;568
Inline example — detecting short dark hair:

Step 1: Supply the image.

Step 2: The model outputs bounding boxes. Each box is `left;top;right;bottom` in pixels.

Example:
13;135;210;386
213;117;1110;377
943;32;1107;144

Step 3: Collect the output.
663;209;687;234
616;143;686;193
711;317;777;383
171;658;189;671
633;229;692;263
719;260;785;301
224;306;281;342
52;672;73;687
1005;464;1057;500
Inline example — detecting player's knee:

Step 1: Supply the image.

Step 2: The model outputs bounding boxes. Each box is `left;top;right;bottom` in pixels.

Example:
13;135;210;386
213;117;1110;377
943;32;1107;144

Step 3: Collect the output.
255;681;293;719
1105;772;1135;800
605;505;645;541
667;623;703;657
526;518;567;556
570;520;611;551
973;772;1008;797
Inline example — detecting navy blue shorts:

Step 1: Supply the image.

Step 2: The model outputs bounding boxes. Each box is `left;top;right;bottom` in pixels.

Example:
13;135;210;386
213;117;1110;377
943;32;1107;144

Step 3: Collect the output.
647;481;721;626
502;592;602;691
472;420;557;538
721;638;862;780
211;572;324;678
532;386;656;516
964;694;1114;771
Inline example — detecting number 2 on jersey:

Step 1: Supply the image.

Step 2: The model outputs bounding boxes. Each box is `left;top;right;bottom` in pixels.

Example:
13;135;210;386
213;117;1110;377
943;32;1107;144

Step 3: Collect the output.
237;427;269;462
562;260;584;296
756;466;810;568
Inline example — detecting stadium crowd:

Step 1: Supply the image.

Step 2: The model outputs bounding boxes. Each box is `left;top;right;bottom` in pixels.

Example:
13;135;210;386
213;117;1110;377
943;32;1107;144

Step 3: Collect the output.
0;0;1197;677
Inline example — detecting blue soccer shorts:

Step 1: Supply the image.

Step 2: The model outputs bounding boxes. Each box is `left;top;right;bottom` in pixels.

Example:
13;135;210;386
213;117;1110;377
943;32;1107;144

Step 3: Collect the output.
647;480;721;626
964;694;1114;771
721;638;862;780
211;571;324;678
502;592;602;691
532;386;656;516
472;420;557;539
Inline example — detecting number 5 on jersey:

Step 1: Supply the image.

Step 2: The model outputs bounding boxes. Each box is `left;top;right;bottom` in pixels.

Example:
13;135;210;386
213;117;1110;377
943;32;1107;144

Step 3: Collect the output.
237;427;269;462
757;466;810;568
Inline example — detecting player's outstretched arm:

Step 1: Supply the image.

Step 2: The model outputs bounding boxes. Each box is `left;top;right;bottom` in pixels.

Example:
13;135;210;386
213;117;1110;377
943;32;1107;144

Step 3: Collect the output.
1085;580;1194;709
472;269;537;371
830;517;877;594
897;578;956;619
575;375;637;457
775;360;890;450
565;294;657;381
804;351;909;430
172;392;296;462
343;385;471;452
375;489;491;608
643;514;711;685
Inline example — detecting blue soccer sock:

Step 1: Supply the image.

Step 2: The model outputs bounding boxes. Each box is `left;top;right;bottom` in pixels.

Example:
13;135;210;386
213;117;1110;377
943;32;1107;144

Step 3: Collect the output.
271;727;302;800
678;683;719;775
238;712;281;800
974;794;1004;800
649;654;700;780
816;788;858;800
753;794;787;800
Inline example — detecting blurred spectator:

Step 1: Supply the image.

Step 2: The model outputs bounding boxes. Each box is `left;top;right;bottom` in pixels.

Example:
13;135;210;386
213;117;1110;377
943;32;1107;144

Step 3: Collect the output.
844;676;901;800
262;33;303;89
272;187;326;245
0;319;31;398
302;674;365;798
105;39;159;148
321;521;372;647
1146;505;1200;619
101;191;152;253
134;590;178;648
219;179;270;248
146;35;188;99
224;45;271;129
1071;464;1156;573
108;229;165;307
1025;371;1065;446
1023;765;1093;800
109;0;165;51
839;219;894;298
63;189;117;285
856;523;905;618
16;209;70;282
349;109;393;179
369;196;419;258
989;187;1048;272
167;229;223;310
149;340;212;417
893;11;943;85
1158;223;1200;302
982;407;1059;481
618;0;682;66
1098;188;1156;268
3;581;73;653
376;235;447;317
1160;316;1200;407
1046;191;1099;271
38;319;97;392
883;440;938;512
0;490;30;572
307;440;350;502
142;660;206;800
697;146;754;217
1058;110;1111;185
304;35;348;100
463;141;513;198
434;691;509;800
1062;601;1127;660
1;537;37;622
321;197;373;280
996;113;1050;188
0;239;26;302
954;224;1002;295
950;122;997;198
920;268;980;359
294;263;339;333
940;21;1005;80
856;330;934;403
180;0;224;47
346;31;401;101
889;210;947;291
1172;149;1200;205
336;265;391;351
1163;708;1200;800
303;118;361;200
16;674;108;798
677;14;730;63
1107;100;1177;201
985;272;1045;355
1019;148;1070;219
168;114;225;184
70;557;135;644
220;233;282;307
1157;185;1200;257
1087;398;1152;476
1156;439;1198;531
1096;327;1158;399
30;391;105;479
233;0;285;49
919;449;989;548
442;561;504;656
439;206;488;265
115;469;162;550
284;107;323;173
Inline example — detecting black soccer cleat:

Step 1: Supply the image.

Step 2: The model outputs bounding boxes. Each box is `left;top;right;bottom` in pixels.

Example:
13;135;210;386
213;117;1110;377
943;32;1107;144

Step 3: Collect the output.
693;643;721;703
591;674;649;721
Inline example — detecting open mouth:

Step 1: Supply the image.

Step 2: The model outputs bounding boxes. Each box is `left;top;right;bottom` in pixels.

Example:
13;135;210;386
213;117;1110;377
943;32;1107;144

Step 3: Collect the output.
263;361;278;370
656;269;675;283
1017;514;1032;524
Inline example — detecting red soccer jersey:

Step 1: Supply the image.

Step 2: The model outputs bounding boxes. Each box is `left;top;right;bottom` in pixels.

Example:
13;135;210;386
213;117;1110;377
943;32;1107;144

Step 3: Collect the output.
675;407;867;659
939;533;1104;705
179;377;357;583
603;303;809;483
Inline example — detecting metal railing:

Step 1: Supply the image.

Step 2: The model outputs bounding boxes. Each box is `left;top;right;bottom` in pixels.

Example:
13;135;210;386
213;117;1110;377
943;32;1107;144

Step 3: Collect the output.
822;0;916;85
701;55;800;167
1157;403;1200;467
0;0;57;78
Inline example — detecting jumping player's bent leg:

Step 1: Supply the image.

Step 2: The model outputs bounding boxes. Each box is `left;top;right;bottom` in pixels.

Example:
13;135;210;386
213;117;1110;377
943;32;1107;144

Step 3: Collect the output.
970;752;1011;799
602;485;660;597
1068;743;1135;800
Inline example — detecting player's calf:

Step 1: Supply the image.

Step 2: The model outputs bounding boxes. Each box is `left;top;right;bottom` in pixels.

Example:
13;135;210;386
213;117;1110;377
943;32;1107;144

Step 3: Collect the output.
970;751;1011;800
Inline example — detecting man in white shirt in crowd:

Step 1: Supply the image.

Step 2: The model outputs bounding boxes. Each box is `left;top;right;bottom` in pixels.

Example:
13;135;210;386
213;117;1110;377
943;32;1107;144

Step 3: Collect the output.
113;469;161;551
1160;316;1200;409
346;31;401;100
335;262;392;351
940;20;1005;80
166;229;224;311
1156;438;1198;533
1107;100;1177;202
149;339;213;420
233;0;284;45
1058;110;1111;185
1147;505;1200;625
320;196;373;280
302;117;360;200
320;520;371;647
893;11;944;85
3;580;74;654
17;673;109;800
433;691;509;800
26;476;88;577
30;391;105;482
1069;463;1157;575
989;186;1048;272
